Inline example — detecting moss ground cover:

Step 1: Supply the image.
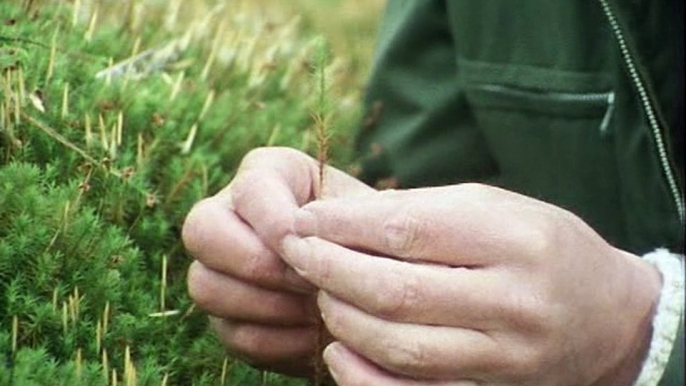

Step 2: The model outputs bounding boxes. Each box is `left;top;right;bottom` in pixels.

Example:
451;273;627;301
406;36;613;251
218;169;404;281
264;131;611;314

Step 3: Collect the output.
0;1;382;384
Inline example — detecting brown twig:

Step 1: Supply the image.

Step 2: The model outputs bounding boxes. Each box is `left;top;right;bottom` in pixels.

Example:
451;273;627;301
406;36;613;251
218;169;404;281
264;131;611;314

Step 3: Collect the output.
311;37;331;386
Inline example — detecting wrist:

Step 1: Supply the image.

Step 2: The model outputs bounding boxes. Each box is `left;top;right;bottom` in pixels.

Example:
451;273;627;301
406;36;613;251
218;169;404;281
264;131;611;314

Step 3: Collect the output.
594;251;662;386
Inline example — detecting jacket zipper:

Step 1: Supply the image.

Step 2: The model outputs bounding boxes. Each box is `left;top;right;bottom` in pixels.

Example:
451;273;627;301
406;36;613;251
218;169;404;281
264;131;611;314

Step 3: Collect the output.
477;85;616;134
598;0;685;224
478;84;611;102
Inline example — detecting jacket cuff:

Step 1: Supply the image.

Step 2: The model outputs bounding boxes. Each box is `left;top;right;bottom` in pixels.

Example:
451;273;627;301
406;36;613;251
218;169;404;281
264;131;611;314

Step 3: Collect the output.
633;249;684;386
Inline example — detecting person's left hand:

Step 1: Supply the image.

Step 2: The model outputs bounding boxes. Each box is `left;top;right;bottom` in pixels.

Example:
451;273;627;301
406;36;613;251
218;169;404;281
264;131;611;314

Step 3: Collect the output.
279;184;662;386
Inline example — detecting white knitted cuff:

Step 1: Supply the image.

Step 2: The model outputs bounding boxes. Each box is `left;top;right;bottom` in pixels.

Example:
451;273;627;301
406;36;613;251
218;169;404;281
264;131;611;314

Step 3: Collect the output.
632;249;685;386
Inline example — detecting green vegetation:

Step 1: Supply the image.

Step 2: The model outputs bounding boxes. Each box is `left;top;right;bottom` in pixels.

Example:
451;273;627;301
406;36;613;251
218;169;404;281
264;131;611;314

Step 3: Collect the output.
0;1;380;384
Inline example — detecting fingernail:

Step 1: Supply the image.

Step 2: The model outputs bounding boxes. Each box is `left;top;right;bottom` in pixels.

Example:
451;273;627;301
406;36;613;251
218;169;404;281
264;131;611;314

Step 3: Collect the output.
294;208;317;237
327;366;341;384
317;291;331;322
323;342;343;369
281;235;308;271
324;352;341;384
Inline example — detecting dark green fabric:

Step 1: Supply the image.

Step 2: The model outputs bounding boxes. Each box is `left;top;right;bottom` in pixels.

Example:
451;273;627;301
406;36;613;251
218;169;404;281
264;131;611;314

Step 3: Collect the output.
357;0;684;384
660;317;684;386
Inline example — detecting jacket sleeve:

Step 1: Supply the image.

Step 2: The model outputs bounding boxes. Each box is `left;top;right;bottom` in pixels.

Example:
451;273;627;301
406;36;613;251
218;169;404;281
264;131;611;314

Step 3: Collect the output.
637;250;685;386
659;319;684;386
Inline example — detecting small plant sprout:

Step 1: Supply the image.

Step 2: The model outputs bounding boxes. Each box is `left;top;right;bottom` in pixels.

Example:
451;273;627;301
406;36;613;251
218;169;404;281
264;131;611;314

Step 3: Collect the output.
103;301;110;336
75;348;83;379
132;37;143;59
96;318;103;353
45;28;59;84
310;36;332;386
71;0;81;26
52;288;59;312
116;111;124;146
169;71;184;102
160;254;167;311
164;0;182;30
75;287;81;317
17;67;26;103
63;200;72;230
62;301;68;335
201;40;218;81
267;124;281;146
99;113;108;150
198;89;215;121
102;349;110;381
12;73;22;125
84;113;93;147
136;133;144;166
148;310;180;318
61;82;69;119
124;345;137;386
109;121;118;159
85;5;99;42
180;123;198;155
1;103;5;131
67;289;76;323
12;315;18;354
221;357;229;386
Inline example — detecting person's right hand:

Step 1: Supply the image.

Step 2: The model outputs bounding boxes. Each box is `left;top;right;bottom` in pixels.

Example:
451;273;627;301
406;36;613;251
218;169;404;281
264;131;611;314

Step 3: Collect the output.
182;147;373;376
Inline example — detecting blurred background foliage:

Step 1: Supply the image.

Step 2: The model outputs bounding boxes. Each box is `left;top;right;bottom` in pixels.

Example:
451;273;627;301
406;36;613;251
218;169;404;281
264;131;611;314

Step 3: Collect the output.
0;0;383;384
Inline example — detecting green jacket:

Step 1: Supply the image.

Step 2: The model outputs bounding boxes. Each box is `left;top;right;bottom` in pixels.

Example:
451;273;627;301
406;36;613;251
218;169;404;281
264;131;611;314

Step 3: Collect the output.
356;1;684;384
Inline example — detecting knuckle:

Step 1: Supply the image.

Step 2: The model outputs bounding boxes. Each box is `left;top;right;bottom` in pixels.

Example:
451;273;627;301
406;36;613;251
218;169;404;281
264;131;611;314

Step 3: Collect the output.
529;216;559;254
240;147;302;173
500;289;552;333
230;326;269;360
181;199;217;258
240;147;272;166
240;252;278;284
370;269;422;320
523;229;554;259
382;207;426;258
520;205;572;260
381;338;429;375
231;170;262;205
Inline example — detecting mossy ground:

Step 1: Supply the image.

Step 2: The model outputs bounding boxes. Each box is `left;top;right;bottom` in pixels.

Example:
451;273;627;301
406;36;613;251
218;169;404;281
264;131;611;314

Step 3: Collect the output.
0;1;382;385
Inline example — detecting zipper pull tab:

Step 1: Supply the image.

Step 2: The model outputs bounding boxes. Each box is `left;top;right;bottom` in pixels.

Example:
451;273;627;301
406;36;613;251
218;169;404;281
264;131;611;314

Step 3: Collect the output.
599;92;615;136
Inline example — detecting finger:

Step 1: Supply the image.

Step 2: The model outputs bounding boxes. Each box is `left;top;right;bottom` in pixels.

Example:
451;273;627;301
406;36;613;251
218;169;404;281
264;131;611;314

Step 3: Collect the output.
182;195;312;293
281;236;505;329
231;147;373;252
294;184;547;266
324;343;481;386
210;317;317;376
187;262;317;326
318;292;503;380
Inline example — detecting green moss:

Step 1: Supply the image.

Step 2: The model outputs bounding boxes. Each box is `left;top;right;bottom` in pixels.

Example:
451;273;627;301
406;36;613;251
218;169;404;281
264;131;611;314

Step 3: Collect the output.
0;0;369;384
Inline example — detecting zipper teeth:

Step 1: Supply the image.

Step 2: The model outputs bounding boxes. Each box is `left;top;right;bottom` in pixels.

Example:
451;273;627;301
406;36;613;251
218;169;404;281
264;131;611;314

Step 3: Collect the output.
598;0;685;223
479;84;611;102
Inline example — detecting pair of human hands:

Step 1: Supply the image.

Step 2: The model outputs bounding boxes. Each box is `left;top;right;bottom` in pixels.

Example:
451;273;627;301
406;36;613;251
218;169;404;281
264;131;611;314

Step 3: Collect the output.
183;147;661;386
